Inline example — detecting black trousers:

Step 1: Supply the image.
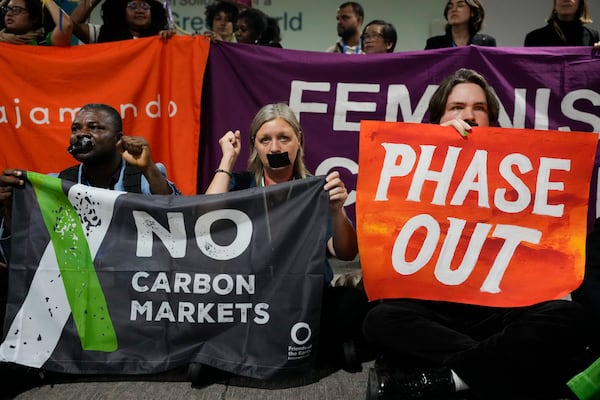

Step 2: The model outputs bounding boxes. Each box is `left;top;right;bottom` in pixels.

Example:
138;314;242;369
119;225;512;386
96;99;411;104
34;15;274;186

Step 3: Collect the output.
363;299;588;400
572;220;600;354
318;285;370;368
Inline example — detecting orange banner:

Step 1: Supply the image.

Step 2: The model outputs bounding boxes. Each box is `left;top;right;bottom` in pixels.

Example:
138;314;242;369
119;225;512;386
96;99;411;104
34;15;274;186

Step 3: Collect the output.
357;121;598;307
0;36;209;194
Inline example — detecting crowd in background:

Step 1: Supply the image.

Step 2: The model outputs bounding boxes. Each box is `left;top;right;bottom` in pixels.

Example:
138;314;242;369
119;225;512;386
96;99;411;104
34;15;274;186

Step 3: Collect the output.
0;0;598;50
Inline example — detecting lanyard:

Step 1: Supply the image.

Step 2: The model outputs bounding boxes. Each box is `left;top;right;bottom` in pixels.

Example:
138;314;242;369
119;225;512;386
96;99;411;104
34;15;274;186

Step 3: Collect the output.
340;39;362;54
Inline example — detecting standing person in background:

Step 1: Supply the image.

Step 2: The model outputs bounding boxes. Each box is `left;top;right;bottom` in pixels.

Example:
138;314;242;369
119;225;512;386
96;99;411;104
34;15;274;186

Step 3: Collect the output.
203;0;238;42
234;7;281;47
361;19;396;54
425;0;496;49
0;0;73;45
69;0;174;43
524;0;599;47
326;1;364;54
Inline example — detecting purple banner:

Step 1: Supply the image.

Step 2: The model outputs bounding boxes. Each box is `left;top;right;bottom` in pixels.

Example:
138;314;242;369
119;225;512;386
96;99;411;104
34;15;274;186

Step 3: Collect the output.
199;43;600;228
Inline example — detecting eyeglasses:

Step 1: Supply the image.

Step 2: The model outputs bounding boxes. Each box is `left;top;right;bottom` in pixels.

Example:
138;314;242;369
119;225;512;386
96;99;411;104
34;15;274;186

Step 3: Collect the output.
126;1;151;11
361;33;384;41
1;5;29;15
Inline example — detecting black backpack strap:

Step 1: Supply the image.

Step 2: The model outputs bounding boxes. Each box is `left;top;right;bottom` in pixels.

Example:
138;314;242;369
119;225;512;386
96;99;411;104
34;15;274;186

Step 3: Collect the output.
57;165;80;183
122;163;143;194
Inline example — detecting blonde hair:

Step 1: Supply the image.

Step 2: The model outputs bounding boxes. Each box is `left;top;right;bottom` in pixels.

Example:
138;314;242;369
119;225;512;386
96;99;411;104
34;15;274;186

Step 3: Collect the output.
247;103;310;185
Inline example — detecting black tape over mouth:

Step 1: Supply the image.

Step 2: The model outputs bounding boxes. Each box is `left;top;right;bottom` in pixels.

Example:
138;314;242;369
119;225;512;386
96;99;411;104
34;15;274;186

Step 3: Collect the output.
67;137;94;154
267;152;291;168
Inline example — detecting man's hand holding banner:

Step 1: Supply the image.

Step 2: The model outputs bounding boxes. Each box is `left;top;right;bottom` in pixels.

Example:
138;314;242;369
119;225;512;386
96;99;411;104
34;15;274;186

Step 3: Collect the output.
357;121;598;307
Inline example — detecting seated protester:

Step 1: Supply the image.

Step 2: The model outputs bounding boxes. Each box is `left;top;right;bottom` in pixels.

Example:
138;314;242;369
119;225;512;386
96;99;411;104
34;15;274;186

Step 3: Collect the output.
572;217;600;356
203;0;238;42
363;69;589;400
569;216;600;400
524;0;599;46
0;102;179;243
425;0;496;49
69;0;174;44
234;7;282;47
206;103;368;372
0;0;73;45
361;19;397;54
0;103;179;396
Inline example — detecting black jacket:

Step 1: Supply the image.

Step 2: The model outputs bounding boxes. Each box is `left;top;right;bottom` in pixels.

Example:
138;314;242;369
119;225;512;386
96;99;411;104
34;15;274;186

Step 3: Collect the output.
425;32;497;49
524;21;600;46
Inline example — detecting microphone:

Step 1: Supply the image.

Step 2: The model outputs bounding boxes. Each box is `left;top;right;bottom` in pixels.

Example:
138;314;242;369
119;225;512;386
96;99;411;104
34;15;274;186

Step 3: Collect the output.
67;137;94;154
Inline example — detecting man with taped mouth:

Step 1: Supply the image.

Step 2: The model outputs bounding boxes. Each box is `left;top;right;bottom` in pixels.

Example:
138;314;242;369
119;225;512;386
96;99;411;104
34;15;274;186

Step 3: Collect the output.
61;103;179;193
0;102;180;262
1;103;179;196
0;103;179;366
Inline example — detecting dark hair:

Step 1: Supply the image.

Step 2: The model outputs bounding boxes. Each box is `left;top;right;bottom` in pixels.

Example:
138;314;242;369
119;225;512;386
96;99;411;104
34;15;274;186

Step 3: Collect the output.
362;19;397;52
2;0;56;39
443;0;485;36
237;8;266;43
22;0;43;30
548;0;593;24
98;0;168;43
79;104;123;137
428;68;499;126
8;0;52;31
339;2;364;20
237;7;281;46
204;0;238;30
263;16;282;46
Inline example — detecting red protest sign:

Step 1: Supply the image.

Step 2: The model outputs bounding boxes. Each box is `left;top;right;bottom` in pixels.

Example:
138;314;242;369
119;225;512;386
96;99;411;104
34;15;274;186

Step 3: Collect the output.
357;121;597;307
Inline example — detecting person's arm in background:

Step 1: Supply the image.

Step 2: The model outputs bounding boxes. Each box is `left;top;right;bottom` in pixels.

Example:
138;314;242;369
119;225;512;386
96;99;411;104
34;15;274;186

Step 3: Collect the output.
69;0;102;43
325;171;358;261
205;130;241;194
46;0;73;46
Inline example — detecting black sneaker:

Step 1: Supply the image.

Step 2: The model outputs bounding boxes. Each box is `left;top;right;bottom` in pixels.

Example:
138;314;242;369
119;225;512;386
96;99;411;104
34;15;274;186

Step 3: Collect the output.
366;366;456;400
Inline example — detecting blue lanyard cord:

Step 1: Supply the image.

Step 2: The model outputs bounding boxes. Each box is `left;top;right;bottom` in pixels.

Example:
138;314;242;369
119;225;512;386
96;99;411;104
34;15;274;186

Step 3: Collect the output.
341;39;362;54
